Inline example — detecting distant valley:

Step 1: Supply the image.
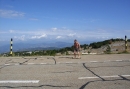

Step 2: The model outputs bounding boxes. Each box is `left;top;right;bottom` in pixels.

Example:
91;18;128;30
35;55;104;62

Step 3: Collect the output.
0;41;72;53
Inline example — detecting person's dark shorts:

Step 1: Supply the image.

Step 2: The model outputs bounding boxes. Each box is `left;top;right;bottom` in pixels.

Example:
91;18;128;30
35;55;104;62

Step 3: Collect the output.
74;48;79;52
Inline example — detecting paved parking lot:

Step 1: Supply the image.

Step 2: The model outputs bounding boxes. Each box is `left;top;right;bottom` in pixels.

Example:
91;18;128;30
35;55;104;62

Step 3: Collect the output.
0;54;130;89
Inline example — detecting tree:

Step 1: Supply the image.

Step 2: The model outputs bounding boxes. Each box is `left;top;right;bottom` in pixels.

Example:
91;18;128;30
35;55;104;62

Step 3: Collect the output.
50;50;56;56
66;51;69;55
83;44;88;49
105;45;111;54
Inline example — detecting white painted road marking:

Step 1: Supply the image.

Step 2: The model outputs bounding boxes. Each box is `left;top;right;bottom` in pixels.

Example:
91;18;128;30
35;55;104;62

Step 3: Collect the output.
4;64;10;65
78;75;130;79
122;75;130;77
40;63;47;64
90;61;98;63
28;63;35;65
15;64;19;65
116;60;122;62
66;62;73;64
0;80;39;83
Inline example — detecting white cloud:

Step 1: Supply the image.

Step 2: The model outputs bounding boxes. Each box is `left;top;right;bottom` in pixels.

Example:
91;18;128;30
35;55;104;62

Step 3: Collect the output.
68;33;76;37
1;28;130;43
0;9;25;18
51;28;57;31
56;36;62;39
14;35;25;41
9;30;15;33
31;34;47;39
40;34;47;38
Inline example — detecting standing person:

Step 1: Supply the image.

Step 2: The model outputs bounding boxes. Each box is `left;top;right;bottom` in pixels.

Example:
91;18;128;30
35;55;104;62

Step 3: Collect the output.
73;39;81;59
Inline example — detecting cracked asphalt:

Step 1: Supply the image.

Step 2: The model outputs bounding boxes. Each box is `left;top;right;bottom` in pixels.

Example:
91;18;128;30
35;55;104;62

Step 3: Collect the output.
0;54;130;89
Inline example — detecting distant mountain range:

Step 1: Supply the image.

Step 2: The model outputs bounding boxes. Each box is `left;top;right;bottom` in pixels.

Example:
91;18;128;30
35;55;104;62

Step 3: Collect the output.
0;41;72;53
2;38;129;54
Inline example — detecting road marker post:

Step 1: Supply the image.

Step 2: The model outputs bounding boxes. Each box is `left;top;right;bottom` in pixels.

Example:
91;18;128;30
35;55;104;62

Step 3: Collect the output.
10;38;13;56
125;35;128;51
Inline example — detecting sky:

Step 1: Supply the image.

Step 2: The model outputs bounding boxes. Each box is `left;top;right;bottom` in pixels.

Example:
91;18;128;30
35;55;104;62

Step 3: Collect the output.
0;0;130;45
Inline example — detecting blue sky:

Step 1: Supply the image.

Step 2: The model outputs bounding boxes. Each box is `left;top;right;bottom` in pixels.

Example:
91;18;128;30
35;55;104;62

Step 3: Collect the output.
0;0;130;44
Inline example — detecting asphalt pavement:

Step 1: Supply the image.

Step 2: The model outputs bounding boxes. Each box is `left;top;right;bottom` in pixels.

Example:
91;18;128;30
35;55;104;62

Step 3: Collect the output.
0;54;130;89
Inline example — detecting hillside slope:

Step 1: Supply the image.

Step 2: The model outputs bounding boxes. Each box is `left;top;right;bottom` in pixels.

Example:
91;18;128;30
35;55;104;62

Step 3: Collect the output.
81;41;130;54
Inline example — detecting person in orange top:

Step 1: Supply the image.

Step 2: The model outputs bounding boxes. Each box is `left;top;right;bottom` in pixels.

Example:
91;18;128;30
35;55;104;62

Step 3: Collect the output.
73;39;81;59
